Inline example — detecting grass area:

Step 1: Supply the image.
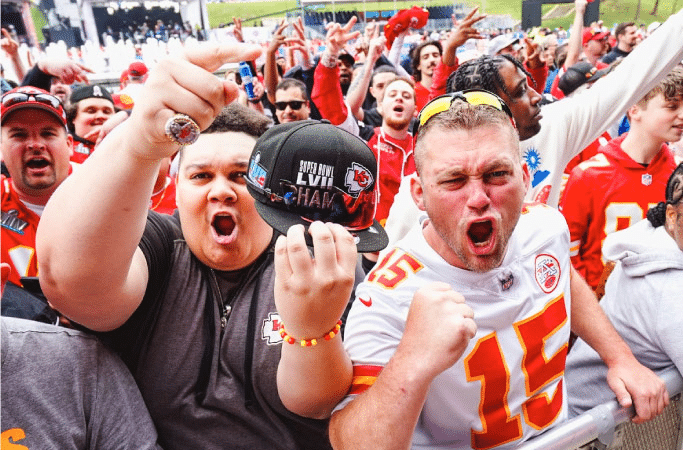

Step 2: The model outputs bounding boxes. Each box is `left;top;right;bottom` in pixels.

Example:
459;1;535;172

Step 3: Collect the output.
30;6;47;42
542;0;677;30
209;0;462;27
208;0;679;29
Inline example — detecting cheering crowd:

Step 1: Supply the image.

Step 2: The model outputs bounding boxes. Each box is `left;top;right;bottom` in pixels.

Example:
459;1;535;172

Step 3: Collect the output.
2;0;683;448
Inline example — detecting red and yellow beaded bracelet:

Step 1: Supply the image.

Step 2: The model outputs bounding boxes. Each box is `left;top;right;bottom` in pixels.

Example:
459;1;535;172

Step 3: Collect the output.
279;320;343;347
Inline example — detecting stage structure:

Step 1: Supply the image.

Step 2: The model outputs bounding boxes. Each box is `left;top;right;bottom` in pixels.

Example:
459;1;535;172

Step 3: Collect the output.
522;0;600;30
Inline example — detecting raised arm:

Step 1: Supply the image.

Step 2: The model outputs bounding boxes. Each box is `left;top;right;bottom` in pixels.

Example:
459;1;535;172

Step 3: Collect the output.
522;37;548;94
346;35;385;121
329;283;476;449
442;9;485;67
276;222;358;418
1;28;25;82
431;9;486;99
36;43;262;331
265;21;288;104
569;265;669;423
564;0;588;70
311;17;360;125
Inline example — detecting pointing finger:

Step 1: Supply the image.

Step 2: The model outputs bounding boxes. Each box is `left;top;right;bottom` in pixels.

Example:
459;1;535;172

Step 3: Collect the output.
184;42;263;73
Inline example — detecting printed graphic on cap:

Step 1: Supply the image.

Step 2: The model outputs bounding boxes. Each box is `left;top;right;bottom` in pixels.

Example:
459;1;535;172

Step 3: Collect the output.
535;253;561;293
344;162;374;196
280;181;338;211
296;159;335;189
248;152;267;188
92;85;105;97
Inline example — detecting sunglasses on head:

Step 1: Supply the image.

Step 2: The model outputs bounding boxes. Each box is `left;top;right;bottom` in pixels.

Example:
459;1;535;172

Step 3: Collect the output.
275;100;306;111
2;91;62;110
415;90;515;134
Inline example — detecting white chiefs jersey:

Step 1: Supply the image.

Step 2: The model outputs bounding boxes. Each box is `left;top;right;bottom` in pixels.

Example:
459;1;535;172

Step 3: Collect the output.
341;203;572;450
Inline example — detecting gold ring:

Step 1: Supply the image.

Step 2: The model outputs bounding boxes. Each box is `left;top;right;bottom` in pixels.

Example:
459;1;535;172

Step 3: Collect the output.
164;113;200;146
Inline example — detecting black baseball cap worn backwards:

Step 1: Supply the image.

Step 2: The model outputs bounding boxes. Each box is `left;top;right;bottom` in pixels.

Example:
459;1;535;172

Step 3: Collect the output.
246;120;389;253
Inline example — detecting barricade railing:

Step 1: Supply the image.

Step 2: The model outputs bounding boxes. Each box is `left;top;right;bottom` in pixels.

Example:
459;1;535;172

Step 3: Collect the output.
516;366;683;450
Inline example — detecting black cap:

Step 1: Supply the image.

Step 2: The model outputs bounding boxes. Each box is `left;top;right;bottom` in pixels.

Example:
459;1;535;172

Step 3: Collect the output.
337;52;355;67
558;61;609;96
70;84;114;105
246;120;388;253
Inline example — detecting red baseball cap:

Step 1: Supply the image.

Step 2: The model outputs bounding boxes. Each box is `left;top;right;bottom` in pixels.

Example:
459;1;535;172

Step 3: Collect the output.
582;28;609;46
1;86;67;127
128;61;148;78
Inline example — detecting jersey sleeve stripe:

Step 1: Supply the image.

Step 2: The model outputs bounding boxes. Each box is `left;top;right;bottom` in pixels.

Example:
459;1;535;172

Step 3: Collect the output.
352;365;384;377
349;365;383;395
569;240;580;256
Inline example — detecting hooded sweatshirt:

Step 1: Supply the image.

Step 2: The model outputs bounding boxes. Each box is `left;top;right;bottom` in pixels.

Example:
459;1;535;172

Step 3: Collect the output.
564;219;683;417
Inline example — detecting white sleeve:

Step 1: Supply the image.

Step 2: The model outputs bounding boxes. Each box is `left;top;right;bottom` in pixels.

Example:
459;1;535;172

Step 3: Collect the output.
382;174;424;250
335;100;361;136
554;8;683;160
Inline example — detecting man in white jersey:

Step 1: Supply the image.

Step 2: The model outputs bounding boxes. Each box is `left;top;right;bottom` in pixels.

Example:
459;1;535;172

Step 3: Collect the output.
327;92;668;449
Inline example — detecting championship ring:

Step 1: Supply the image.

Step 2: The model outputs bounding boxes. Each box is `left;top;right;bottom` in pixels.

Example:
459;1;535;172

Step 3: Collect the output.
164;113;200;146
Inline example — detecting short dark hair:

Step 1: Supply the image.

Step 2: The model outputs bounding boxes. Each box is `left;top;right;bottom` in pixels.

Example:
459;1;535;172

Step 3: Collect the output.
411;41;442;82
614;22;636;38
202;103;272;137
275;78;309;101
178;103;272;167
371;65;400;87
448;54;535;98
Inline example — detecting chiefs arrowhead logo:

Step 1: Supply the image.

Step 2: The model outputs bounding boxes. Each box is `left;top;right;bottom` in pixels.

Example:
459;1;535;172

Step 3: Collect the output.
358;296;372;307
535;254;561;293
345;162;373;195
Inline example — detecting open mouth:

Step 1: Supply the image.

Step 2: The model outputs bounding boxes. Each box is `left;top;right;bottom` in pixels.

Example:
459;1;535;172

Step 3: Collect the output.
212;214;236;237
393;105;405;113
25;157;50;170
467;220;493;247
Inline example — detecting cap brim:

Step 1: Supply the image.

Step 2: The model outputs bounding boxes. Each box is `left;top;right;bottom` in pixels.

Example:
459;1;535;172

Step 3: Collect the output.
2;103;66;127
254;201;389;253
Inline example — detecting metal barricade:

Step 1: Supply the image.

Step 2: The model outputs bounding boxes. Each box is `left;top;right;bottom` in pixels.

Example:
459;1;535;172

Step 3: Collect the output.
517;366;683;450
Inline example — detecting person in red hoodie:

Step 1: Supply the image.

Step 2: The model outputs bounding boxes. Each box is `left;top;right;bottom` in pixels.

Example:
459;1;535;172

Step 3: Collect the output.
560;66;683;291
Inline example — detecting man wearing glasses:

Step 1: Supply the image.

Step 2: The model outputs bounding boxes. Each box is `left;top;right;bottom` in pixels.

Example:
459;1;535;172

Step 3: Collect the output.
1;86;72;292
326;92;668;449
274;78;311;124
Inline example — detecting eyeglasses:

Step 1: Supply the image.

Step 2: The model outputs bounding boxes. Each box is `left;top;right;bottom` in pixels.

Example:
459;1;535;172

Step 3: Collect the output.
416;90;515;133
274;100;306;111
2;91;63;110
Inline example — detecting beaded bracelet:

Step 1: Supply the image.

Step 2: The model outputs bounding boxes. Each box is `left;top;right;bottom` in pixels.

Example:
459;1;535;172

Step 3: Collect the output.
279;320;343;347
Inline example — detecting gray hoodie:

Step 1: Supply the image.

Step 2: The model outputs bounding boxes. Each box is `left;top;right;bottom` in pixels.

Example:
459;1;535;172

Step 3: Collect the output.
565;219;683;417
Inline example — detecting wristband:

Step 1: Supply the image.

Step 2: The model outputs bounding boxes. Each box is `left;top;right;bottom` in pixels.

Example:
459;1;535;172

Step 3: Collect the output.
280;320;342;347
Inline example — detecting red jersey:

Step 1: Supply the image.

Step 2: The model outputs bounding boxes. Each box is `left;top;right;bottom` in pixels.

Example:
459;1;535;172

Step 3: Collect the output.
70;138;95;164
366;128;415;226
149;176;177;215
414;59;459;112
560;134;678;290
1;176;40;287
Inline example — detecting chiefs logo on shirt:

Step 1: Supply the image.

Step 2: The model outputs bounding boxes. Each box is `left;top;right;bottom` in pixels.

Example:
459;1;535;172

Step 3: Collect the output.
535;254;561;293
261;312;283;345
